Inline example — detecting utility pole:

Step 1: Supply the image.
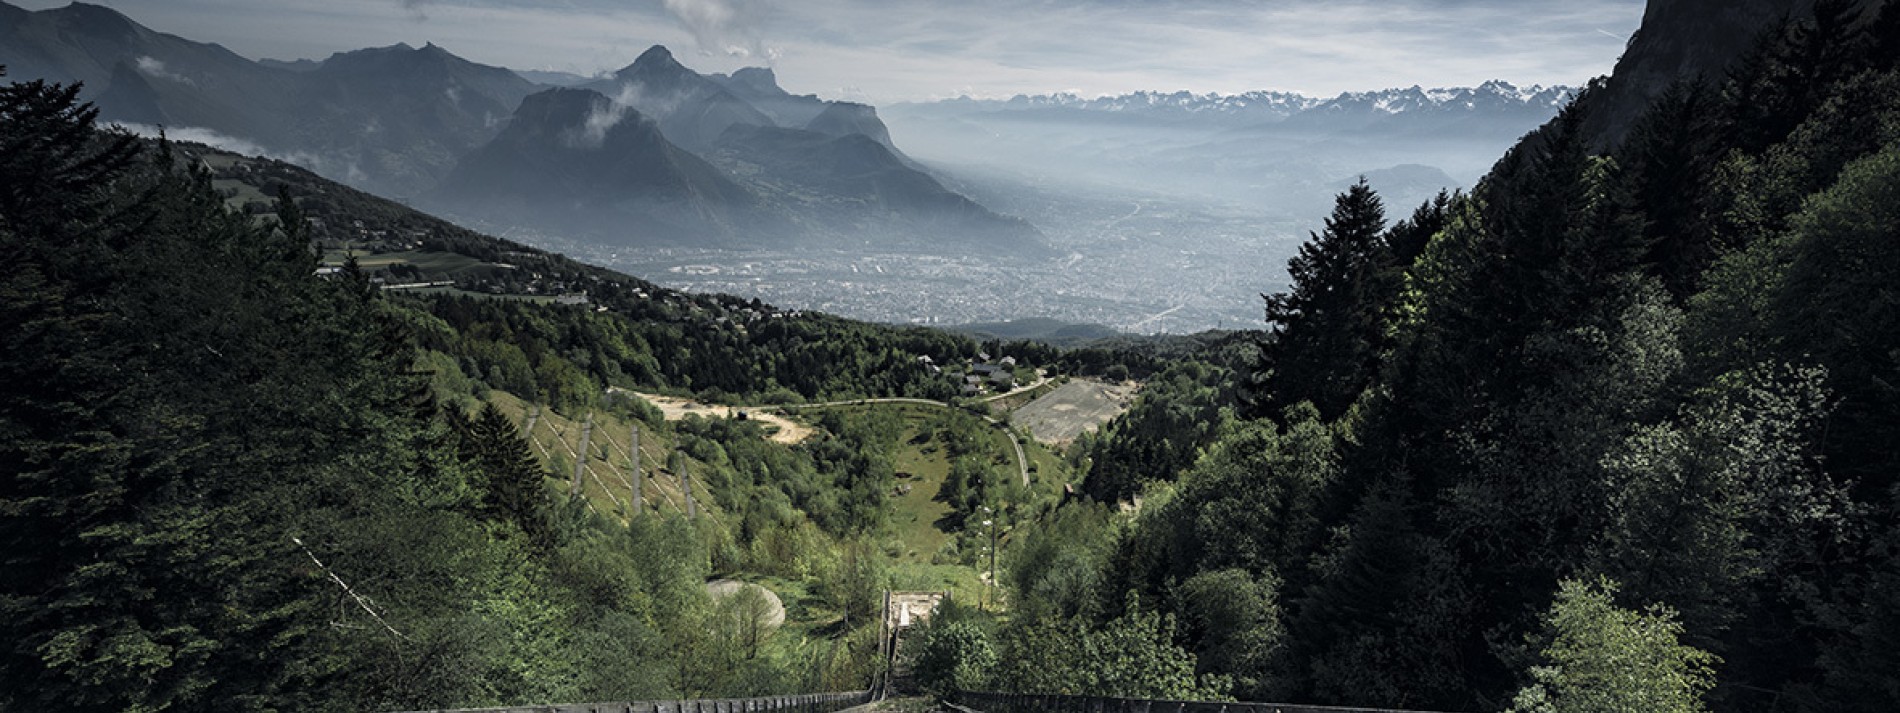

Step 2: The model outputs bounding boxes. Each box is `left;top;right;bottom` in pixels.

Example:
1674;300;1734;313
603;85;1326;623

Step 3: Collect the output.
683;461;696;519
570;413;593;498
981;506;997;611
629;423;642;516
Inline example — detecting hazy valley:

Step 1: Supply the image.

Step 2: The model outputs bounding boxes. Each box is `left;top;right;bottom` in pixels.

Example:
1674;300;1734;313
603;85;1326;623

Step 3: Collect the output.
10;0;1900;712
0;0;1572;333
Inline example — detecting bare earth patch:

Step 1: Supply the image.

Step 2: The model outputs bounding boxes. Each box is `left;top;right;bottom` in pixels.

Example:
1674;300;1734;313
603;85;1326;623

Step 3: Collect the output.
1011;379;1139;446
630;391;814;445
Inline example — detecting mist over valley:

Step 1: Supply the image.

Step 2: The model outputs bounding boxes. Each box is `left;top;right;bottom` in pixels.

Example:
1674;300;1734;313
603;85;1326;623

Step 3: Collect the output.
0;0;1577;333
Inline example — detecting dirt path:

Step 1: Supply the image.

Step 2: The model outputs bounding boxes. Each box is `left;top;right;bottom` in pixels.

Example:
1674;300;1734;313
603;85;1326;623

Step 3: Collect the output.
628;391;814;445
621;391;1030;486
977;373;1051;403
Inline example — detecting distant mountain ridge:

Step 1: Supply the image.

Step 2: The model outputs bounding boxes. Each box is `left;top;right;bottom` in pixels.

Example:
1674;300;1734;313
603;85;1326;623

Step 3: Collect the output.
914;80;1574;127
0;2;539;196
883;79;1576;218
0;1;1045;255
430;87;763;247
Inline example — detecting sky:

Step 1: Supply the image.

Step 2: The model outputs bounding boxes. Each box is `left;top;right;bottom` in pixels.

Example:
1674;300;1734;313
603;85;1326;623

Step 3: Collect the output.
12;0;1648;103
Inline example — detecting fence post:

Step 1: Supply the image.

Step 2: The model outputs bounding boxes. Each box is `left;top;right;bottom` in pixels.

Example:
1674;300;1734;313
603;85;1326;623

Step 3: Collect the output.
571;413;593;497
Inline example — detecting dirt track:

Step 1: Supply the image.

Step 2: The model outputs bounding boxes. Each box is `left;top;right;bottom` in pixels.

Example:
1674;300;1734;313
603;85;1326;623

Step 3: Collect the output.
632;392;814;445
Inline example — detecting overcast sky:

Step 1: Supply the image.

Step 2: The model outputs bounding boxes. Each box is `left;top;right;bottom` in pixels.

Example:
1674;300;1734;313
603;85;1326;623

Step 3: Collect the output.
13;0;1647;102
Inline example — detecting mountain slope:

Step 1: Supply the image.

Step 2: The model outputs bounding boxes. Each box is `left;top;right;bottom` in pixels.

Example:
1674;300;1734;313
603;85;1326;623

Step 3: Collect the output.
710;66;904;154
1577;0;1832;146
0;2;537;197
0;1;299;143
288;42;541;195
710;124;1043;251
581;46;775;150
0;3;1045;254
430;87;762;247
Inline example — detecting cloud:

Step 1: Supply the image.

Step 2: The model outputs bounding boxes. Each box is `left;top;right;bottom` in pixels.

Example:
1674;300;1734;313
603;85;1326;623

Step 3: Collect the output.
134;56;194;85
111;121;324;169
400;0;430;21
15;0;1646;103
658;0;770;60
564;94;630;149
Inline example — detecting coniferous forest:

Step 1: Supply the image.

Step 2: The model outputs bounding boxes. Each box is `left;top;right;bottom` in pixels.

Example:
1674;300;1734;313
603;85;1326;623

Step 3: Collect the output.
6;2;1900;713
915;5;1900;713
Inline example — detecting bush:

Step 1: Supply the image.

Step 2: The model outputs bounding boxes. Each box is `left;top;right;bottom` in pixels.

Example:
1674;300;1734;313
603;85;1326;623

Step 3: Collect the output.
911;620;997;695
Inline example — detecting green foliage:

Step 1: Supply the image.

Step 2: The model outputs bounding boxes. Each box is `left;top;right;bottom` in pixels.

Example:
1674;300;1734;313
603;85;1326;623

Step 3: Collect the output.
1081;360;1232;503
0;71;896;711
816;541;888;631
1004;503;1117;621
415;293;970;407
1121;408;1333;590
1172;569;1287;699
1256;178;1395;421
1507;578;1717;713
994;9;1900;711
908;603;999;696
993;595;1229;701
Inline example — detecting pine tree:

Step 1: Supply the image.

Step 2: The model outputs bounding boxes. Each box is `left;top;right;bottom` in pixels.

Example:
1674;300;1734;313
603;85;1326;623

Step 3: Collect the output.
460;402;554;544
1254;178;1390;421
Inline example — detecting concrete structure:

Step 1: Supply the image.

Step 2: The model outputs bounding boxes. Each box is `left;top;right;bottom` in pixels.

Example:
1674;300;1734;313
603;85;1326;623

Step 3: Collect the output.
879;590;949;694
390;690;872;713
954;691;1461;713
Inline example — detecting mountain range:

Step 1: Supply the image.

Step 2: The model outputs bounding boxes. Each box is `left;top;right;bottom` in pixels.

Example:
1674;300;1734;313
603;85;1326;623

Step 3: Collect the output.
0;0;1585;253
884;80;1578;214
916;81;1573;128
0;1;1039;253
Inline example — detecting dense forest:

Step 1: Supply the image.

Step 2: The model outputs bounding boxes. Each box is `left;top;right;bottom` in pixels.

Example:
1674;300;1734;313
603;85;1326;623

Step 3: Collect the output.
0;65;1088;711
910;4;1900;712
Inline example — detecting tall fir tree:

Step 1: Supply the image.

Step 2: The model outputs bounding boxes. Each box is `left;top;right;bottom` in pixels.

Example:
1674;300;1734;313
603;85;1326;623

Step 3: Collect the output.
1254;178;1391;421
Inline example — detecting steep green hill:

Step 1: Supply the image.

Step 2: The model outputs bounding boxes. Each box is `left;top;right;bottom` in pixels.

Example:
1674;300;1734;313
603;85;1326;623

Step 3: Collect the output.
943;4;1900;712
0;69;1091;712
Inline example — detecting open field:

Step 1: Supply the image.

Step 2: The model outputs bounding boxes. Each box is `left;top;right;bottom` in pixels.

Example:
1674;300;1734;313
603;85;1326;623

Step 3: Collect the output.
1010;378;1139;445
483;391;713;525
320;249;497;275
399;286;560;303
211;178;271;210
887;408;959;563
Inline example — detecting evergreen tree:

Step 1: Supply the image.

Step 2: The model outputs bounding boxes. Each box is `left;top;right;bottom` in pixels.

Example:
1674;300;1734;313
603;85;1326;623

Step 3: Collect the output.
459;402;555;544
1255;178;1391;421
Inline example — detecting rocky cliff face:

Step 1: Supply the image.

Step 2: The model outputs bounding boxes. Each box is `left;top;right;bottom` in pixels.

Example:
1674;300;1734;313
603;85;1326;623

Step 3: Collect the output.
1583;0;1822;146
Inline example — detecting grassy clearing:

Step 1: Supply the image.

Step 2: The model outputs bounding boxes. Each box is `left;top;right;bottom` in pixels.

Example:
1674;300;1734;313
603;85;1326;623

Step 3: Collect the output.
480;393;1042;621
1020;433;1071;500
320;249;503;278
483;391;716;527
401;286;559;303
890;420;956;563
212;178;270;210
985;377;1061;413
